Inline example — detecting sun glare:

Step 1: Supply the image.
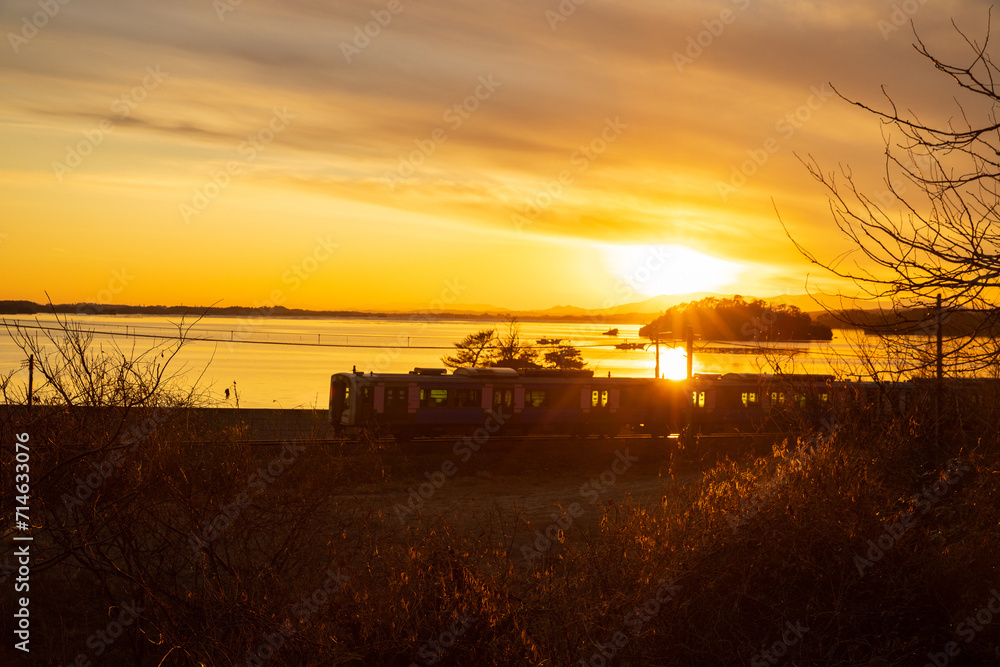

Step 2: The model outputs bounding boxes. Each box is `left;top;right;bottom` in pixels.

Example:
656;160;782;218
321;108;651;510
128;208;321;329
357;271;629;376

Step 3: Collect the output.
659;346;689;380
601;244;744;297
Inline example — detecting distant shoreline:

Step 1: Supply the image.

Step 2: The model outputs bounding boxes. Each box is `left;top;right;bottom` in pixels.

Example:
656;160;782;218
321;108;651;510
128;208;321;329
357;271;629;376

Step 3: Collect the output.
0;300;657;325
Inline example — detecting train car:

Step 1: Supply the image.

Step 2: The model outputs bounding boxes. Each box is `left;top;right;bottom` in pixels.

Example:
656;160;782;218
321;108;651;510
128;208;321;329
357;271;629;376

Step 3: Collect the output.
910;376;1000;434
687;372;835;435
330;362;1000;448
329;367;687;439
330;367;511;439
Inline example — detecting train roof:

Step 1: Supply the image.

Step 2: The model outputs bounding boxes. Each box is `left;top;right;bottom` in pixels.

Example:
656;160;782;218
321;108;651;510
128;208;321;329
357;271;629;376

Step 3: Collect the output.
333;367;658;382
691;372;835;383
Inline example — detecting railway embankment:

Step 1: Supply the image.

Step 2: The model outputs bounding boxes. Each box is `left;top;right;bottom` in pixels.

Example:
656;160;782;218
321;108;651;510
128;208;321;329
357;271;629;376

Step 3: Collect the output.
0;405;336;442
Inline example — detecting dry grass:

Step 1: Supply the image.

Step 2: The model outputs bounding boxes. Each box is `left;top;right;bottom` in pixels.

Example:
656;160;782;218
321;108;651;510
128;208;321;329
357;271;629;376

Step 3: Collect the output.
3;399;1000;666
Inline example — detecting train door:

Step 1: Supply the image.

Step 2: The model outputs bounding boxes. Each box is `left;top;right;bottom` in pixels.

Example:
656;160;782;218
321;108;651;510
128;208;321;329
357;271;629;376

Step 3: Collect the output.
590;384;615;435
383;385;408;421
354;384;374;424
492;385;514;415
690;384;709;433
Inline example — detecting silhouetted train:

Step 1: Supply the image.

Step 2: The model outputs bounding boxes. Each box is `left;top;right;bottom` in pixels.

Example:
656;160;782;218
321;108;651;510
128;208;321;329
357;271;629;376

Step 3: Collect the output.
329;367;1000;442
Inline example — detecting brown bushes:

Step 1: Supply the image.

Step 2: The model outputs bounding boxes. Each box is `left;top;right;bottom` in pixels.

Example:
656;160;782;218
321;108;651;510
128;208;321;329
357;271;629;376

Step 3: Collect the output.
3;402;1000;666
3;317;1000;665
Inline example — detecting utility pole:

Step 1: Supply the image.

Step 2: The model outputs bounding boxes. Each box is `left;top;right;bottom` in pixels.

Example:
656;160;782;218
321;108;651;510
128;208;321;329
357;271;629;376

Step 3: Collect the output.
27;354;34;408
654;335;660;379
686;326;694;379
935;293;943;448
936;293;943;381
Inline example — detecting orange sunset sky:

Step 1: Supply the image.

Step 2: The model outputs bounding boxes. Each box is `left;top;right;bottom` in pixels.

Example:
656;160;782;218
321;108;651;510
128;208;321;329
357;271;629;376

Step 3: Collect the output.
1;0;992;311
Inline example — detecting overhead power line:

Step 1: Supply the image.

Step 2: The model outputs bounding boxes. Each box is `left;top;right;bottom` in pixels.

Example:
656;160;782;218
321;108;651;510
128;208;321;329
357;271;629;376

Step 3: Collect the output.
1;320;633;351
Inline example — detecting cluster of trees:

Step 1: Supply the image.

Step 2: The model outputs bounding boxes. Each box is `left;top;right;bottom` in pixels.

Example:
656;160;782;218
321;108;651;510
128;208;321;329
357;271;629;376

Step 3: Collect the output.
442;316;586;370
638;296;833;342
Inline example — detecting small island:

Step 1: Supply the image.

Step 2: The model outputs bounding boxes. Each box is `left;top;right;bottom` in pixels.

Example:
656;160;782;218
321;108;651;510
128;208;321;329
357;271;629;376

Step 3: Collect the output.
638;295;833;341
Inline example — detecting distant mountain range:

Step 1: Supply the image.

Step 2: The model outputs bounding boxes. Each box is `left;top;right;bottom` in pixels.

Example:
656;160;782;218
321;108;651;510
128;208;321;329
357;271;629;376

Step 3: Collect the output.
414;292;884;320
0;292;884;325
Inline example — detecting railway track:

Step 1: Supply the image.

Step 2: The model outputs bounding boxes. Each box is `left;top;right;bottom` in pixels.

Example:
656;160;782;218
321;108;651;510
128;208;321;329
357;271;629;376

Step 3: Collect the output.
170;431;810;447
172;433;660;447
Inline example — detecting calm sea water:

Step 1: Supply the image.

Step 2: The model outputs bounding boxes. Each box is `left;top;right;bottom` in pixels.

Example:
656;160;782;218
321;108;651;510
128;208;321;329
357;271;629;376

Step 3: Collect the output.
0;314;895;409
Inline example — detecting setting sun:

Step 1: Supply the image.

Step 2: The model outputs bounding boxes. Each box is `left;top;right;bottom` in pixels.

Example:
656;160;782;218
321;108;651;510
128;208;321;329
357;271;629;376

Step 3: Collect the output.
658;346;689;380
600;244;745;297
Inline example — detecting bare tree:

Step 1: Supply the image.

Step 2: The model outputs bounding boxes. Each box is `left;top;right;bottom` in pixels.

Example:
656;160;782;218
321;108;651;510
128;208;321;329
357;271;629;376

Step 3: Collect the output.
0;304;360;664
785;20;1000;377
2;305;210;408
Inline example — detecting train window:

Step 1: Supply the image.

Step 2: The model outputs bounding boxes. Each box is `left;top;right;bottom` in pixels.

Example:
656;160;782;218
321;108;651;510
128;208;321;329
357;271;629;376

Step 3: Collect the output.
493;389;513;409
420;388;449;407
821;393;828;403
590;390;610;408
741;392;759;408
362;387;372;402
795;394;806;408
692;391;698;406
456;389;480;408
525;389;547;407
698;391;705;408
